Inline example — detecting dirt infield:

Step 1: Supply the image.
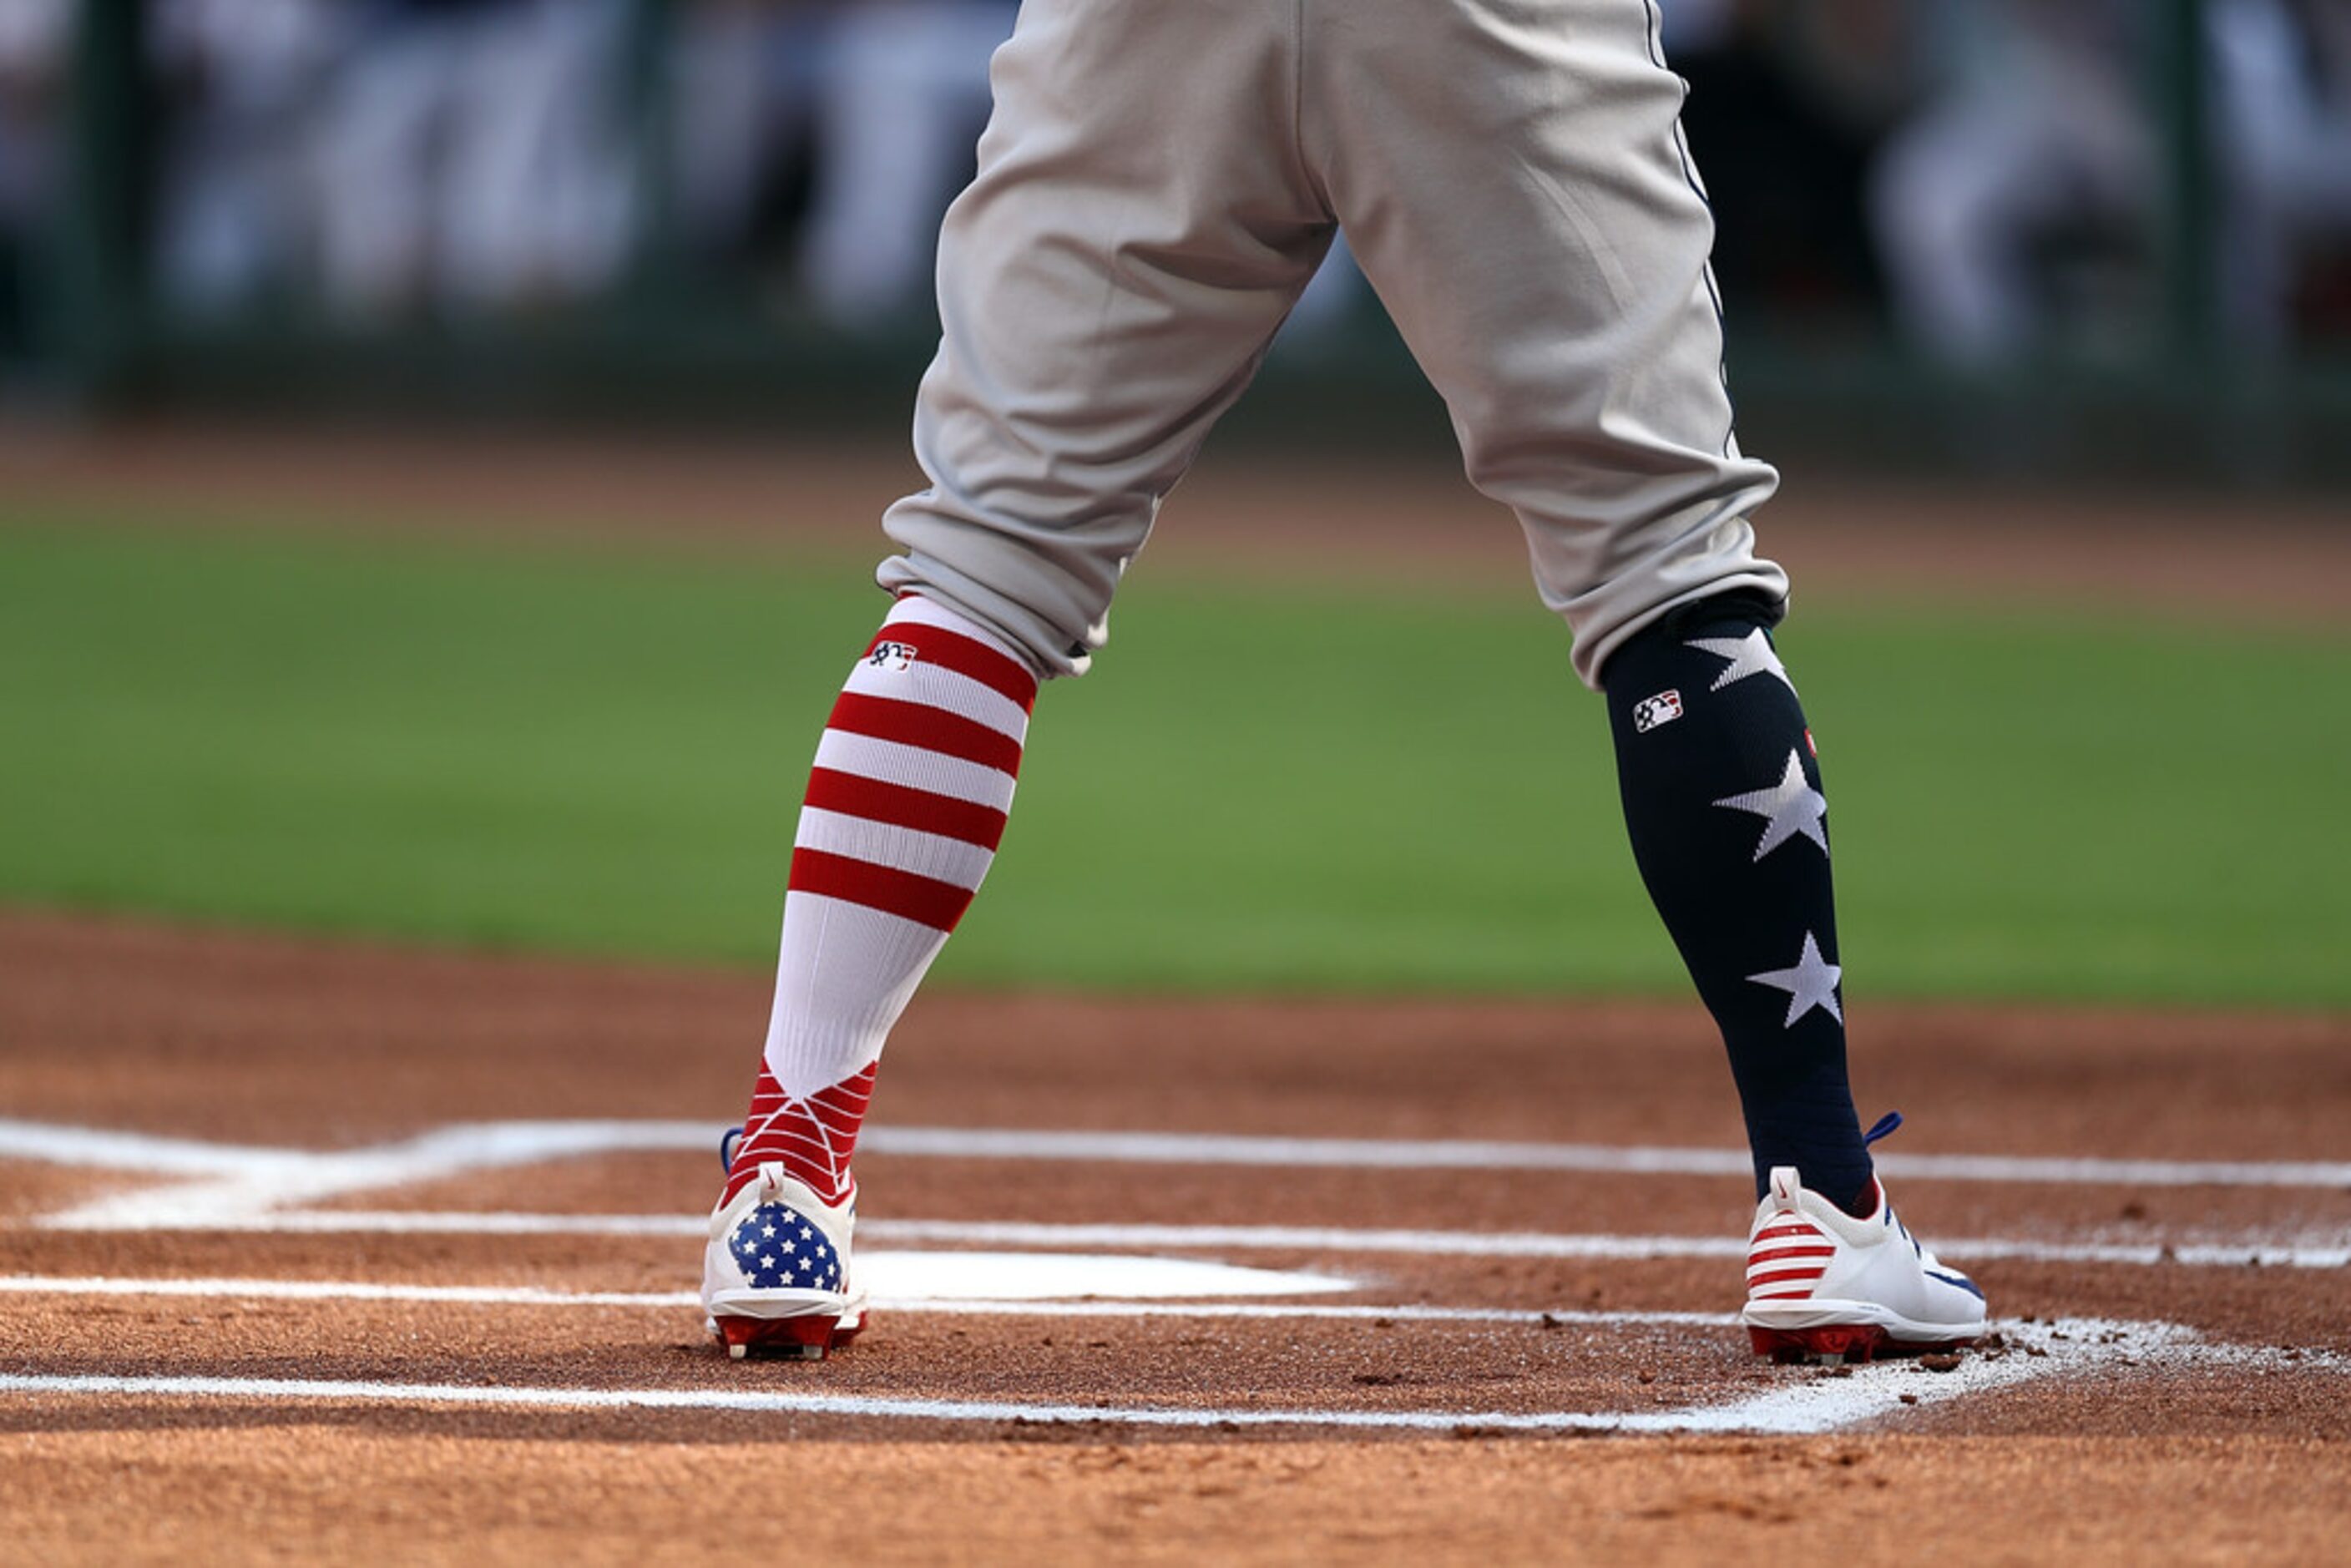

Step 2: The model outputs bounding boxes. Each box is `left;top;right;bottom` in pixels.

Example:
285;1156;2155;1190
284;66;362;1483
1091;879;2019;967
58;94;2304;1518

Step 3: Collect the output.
3;912;2347;1562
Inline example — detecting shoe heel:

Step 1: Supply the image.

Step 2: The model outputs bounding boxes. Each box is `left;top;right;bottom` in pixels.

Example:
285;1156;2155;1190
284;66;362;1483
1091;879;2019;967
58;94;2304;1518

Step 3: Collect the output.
1748;1323;1896;1365
716;1314;850;1362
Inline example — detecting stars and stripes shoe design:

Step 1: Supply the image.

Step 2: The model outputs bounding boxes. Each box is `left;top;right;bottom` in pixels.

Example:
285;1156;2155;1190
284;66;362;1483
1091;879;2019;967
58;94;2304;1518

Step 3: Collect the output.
701;1159;867;1360
1740;1140;1986;1363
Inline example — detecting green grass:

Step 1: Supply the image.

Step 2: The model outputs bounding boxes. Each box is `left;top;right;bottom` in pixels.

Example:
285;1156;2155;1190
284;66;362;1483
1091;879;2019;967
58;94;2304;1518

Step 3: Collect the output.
3;516;2344;1006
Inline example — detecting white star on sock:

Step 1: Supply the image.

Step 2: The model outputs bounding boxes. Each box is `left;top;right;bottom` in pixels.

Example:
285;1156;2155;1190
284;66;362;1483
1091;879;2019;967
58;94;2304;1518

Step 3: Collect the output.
1686;630;1795;694
1714;749;1829;862
1748;931;1843;1028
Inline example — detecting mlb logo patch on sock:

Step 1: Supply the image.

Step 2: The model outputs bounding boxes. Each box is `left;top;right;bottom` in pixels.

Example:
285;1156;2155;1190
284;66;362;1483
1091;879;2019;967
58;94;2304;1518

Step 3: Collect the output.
1633;690;1684;733
866;640;920;671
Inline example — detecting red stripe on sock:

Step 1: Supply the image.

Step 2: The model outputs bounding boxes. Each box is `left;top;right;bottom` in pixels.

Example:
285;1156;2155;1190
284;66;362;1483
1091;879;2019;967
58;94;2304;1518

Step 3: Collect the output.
802;770;1009;849
751;1080;872;1116
791;847;975;931
869;620;1038;712
827;692;1024;777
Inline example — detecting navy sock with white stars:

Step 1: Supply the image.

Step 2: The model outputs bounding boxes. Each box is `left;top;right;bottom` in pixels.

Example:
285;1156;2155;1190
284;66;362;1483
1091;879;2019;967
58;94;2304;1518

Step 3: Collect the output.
1599;591;1873;1214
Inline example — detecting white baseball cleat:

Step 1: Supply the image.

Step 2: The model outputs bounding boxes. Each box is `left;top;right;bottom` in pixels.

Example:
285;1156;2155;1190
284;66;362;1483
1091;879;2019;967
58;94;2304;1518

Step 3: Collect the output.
1740;1163;1987;1363
701;1161;867;1360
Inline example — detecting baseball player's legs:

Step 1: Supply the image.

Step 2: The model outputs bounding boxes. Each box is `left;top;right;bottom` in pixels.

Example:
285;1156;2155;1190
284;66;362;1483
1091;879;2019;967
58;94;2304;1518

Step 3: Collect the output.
877;0;1336;674
1303;0;1877;1207
706;0;1980;1358
708;0;1333;1353
1303;0;1785;691
1302;1;1980;1349
706;591;1040;1357
1598;592;1873;1206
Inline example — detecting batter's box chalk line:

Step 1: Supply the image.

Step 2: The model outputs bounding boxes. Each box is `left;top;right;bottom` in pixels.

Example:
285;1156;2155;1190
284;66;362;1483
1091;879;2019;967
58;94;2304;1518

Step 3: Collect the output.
4;1116;2345;1434
3;1117;2346;1273
0;1317;2338;1436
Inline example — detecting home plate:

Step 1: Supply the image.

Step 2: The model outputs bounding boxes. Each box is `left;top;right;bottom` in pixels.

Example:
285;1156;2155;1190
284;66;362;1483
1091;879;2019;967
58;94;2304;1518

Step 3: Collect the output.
857;1251;1356;1301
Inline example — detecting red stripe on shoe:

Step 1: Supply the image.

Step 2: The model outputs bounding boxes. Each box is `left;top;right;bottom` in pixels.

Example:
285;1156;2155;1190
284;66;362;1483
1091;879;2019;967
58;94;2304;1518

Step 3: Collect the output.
1748;1267;1828;1289
1755;1223;1824;1243
1748;1245;1836;1266
802;769;1009;849
867;624;1038;712
791;847;975;932
827;693;1025;776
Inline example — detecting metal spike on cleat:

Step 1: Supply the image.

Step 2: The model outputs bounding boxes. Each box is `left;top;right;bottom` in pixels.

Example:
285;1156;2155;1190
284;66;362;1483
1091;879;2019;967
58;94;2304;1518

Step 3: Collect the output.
716;1313;847;1361
1750;1323;1895;1364
1749;1323;1976;1365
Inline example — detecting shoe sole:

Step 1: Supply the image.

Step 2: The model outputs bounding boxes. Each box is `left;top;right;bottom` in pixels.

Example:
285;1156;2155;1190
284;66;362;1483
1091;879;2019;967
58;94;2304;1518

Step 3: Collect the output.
705;1285;867;1361
1742;1300;1982;1364
712;1311;866;1362
1745;1323;1977;1364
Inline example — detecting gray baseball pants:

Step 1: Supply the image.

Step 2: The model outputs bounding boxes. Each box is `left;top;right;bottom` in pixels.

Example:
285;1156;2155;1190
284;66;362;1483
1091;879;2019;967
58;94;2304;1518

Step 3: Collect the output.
876;0;1787;689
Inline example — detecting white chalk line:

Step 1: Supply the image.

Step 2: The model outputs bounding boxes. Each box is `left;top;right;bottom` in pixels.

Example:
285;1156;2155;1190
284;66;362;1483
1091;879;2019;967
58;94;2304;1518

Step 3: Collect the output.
888;1128;2351;1191
0;1275;1724;1327
6;1120;2341;1437
1;1251;1358;1305
43;1206;2345;1272
0;1318;2235;1435
8;1119;2348;1206
865;1220;2351;1272
7;1118;2342;1280
1;1276;708;1310
8;1120;727;1232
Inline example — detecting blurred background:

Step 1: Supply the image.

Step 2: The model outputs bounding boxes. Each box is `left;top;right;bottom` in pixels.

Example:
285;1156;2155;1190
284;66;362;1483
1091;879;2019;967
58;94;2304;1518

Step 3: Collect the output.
2;0;2349;478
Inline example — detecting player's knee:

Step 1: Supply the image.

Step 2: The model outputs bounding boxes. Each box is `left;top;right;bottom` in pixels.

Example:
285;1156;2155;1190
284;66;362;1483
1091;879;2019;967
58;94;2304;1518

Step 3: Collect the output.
874;550;1106;680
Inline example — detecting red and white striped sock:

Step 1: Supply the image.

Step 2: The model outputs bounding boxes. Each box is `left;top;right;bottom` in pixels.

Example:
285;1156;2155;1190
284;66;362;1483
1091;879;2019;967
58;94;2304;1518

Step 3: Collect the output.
720;594;1039;1209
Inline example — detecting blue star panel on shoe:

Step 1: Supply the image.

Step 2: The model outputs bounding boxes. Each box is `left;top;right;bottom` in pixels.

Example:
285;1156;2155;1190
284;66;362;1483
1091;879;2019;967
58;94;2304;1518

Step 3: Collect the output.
727;1203;846;1292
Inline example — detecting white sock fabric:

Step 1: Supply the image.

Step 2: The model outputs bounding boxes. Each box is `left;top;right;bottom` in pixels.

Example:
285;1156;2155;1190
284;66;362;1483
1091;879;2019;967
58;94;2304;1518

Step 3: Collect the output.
725;594;1038;1204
